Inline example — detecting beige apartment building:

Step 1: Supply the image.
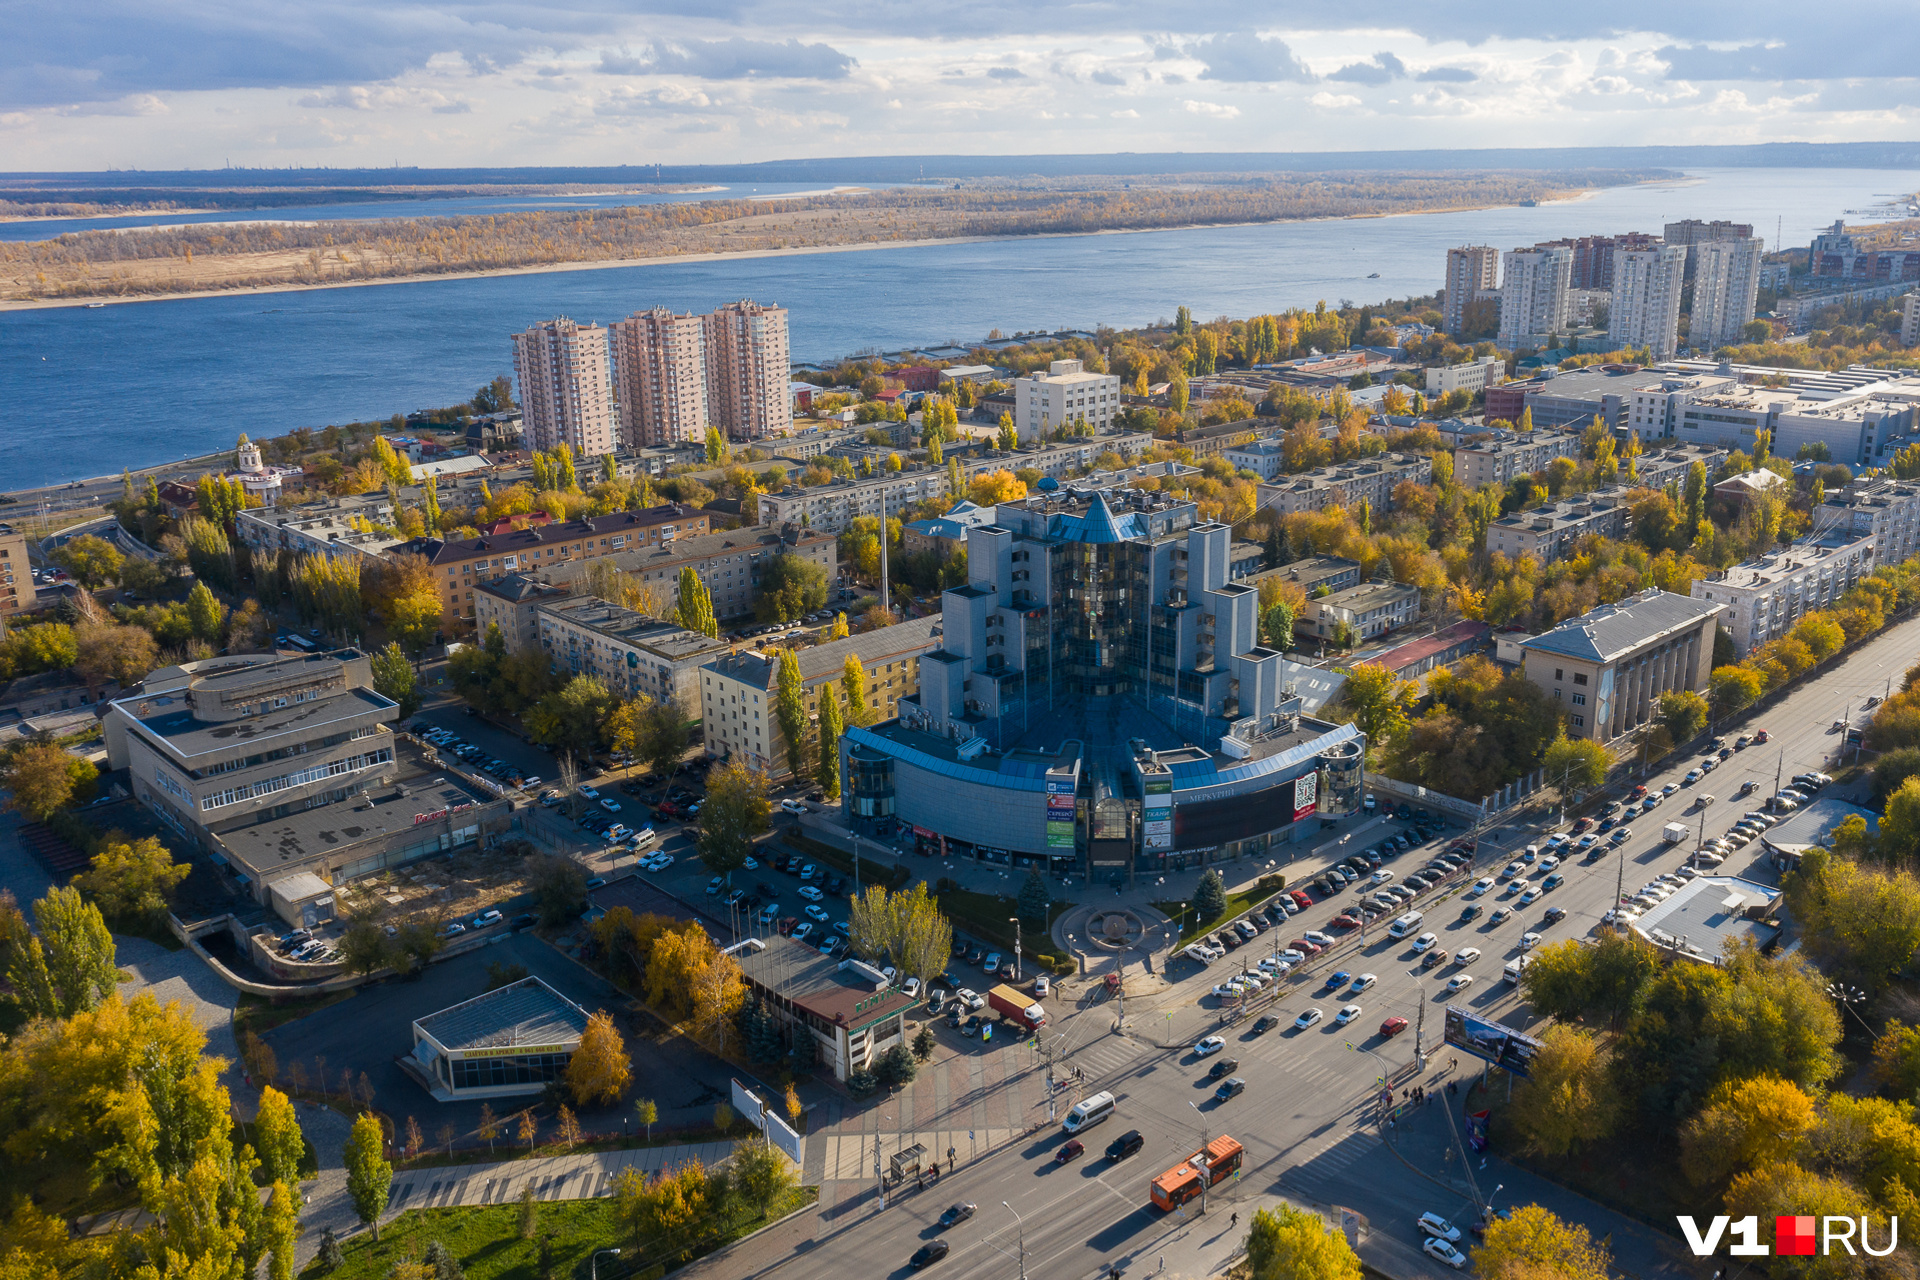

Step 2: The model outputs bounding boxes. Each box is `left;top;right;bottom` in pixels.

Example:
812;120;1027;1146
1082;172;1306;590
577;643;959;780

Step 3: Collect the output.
533;596;730;715
1012;359;1123;444
1518;589;1724;742
1453;430;1583;489
1254;453;1434;519
701;617;943;777
0;523;34;619
1485;487;1633;564
1444;245;1500;335
705;300;793;440
610;307;708;448
513;318;616;456
1691;532;1876;658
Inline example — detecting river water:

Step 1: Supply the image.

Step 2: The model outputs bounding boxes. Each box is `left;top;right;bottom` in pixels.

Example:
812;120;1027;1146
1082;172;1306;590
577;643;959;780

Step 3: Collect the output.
3;166;1915;488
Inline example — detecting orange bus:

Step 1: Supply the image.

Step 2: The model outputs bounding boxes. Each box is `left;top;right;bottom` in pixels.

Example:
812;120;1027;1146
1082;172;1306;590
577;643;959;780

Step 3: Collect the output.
1149;1136;1244;1210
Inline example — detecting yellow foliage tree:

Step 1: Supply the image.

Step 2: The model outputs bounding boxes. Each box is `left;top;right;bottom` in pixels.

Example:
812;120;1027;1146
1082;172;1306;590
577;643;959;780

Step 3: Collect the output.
566;1010;633;1106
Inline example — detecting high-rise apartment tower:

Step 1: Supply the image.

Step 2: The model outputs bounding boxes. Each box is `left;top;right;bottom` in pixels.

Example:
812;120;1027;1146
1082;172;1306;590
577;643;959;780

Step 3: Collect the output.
1608;245;1688;361
512;318;616;456
703;300;792;441
1444;246;1500;335
1691;237;1766;352
1498;246;1573;349
610;307;708;448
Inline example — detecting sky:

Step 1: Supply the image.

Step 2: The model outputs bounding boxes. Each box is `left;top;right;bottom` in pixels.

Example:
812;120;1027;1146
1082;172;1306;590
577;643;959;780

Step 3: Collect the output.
5;2;1919;171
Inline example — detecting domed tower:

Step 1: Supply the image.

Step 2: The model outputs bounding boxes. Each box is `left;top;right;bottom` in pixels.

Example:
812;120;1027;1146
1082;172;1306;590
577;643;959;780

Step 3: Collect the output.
236;435;262;473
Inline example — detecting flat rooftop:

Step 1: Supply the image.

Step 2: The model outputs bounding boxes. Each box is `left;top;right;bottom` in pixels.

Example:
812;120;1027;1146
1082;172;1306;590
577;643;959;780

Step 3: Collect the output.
734;936;918;1030
211;771;483;875
131;686;394;760
414;976;590;1053
537;597;729;662
1761;796;1878;854
1630;875;1781;963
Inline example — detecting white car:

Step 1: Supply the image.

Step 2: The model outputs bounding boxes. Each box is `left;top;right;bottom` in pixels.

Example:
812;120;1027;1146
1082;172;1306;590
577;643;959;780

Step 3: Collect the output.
1469;877;1495;897
1369;869;1395;886
1519;931;1542;950
600;798;622;812
1335;1004;1363;1025
957;989;985;1011
1294;1008;1324;1030
902;977;921;999
1419;1213;1464;1243
1212;981;1247;999
1490;906;1513;924
804;904;830;921
779;799;808;814
1193;1035;1227;1056
1499;861;1524;880
1424;1239;1468;1270
1277;949;1308;965
1258;955;1290;973
644;853;674;871
797;885;824;902
1454;947;1481;966
1349;973;1378;994
1239;972;1269;990
1446;974;1475;994
578;785;600;800
1411;932;1438;952
1537;855;1560;871
627;828;657;849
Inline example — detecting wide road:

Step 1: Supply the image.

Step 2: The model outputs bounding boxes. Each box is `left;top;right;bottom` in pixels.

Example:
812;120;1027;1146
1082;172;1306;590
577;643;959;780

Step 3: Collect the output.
668;611;1920;1280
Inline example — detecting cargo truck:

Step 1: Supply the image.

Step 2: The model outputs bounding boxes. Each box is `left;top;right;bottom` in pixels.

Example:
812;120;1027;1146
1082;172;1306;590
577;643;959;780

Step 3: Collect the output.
987;983;1047;1031
1662;822;1689;844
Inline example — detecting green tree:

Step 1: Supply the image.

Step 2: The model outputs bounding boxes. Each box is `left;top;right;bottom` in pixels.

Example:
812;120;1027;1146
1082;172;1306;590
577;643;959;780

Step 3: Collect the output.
1543;734;1609;800
1709;664;1767;716
2;741;98;820
183;580;226;642
755;552;829;624
1262;600;1295;650
53;534;125;588
1870;1020;1920;1100
996;413;1018;450
526;675;619;755
6;886;118;1019
1244;1203;1362;1280
816;683;843;801
1018;867;1049;925
1193;868;1227;923
1508;1025;1620;1156
1517;939;1594;1021
772;648;808;776
729;1139;798;1221
841;655;870;728
676;567;718;638
1656;688;1709;745
705;426;730;465
1782;846;1920;989
253;1086;307;1190
1342;662;1419;746
343;1113;393;1241
874;1042;918;1088
370;641;420;719
1170;372;1190;415
635;1097;658;1143
1883;775;1920;863
527;853;589;927
74;834;190;925
697;761;770;881
847;881;953;982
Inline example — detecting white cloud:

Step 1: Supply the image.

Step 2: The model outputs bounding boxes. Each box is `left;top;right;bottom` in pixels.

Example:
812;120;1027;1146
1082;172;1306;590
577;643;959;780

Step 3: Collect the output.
1182;99;1240;118
1111;108;1139;118
1310;91;1363;109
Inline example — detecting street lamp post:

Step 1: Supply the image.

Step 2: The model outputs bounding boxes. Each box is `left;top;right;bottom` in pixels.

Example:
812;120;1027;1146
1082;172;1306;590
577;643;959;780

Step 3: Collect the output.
1002;1202;1029;1280
1827;982;1873;1034
591;1249;621;1280
1008;915;1023;983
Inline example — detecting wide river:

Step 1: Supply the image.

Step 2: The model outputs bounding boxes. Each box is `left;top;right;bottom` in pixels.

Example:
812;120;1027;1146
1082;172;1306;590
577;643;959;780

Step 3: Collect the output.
3;166;1916;488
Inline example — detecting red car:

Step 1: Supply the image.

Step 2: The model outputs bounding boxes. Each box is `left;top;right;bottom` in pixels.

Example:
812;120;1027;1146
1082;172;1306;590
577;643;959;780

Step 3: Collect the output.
1055;1140;1084;1164
1380;1016;1409;1038
1569;818;1594;835
1290;938;1321;955
1331;913;1362;930
1628;784;1648;800
1755;729;1770;744
776;916;798;936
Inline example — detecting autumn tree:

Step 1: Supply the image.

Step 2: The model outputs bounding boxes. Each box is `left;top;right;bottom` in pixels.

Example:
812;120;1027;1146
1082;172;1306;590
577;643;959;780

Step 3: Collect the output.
1680;1075;1818;1189
74;621;159;695
343;1112;393;1240
1;740;99;820
816;683;843;801
1342;663;1418;746
7;886;118;1019
566;1010;633;1107
1657;688;1709;745
1507;1026;1620;1156
74;833;190;925
1473;1206;1610;1280
696;761;770;880
772;647;808;773
676;567;718;638
730;1139;799;1221
53;534;125;588
1543;734;1609;801
848;882;954;982
370;641;421;718
1245;1204;1362;1280
841;654;870;728
253;1086;308;1190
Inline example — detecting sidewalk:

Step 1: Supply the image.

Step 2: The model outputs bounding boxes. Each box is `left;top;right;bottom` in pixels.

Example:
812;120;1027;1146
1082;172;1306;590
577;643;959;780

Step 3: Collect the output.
376;1139;741;1215
1084;1189;1453;1280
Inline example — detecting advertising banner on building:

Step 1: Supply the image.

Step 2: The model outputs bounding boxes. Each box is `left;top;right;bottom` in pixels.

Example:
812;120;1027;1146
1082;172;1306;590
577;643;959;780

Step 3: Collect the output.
1443;1006;1542;1078
1046;777;1076;850
1143;779;1173;851
732;1078;803;1163
1292;771;1319;823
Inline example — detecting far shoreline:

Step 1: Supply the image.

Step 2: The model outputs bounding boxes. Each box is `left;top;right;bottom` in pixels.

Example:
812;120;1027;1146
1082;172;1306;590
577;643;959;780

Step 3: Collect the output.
0;184;1620;313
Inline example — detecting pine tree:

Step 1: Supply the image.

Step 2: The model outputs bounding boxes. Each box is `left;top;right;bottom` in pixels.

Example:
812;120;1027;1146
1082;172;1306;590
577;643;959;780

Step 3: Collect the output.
817;684;843;800
422;1241;465;1280
748;1000;784;1063
316;1230;344;1274
1018;867;1049;924
1194;868;1227;922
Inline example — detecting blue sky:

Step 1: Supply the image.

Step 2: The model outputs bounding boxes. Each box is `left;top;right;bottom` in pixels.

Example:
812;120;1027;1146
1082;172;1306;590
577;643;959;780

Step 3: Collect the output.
5;2;1917;170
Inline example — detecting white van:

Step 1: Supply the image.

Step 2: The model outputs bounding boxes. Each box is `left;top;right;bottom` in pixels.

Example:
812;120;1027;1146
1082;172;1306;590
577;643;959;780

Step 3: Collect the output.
1388;912;1425;939
1063;1091;1117;1134
1504;955;1533;985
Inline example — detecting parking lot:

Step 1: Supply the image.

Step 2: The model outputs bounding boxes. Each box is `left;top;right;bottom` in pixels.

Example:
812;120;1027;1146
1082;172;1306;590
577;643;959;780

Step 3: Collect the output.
410;703;555;791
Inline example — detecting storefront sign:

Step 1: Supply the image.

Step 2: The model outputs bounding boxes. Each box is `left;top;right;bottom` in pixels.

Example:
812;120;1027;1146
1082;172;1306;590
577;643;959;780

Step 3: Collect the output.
413;802;475;826
1292;772;1319;823
1046;778;1076;849
1143;779;1173;851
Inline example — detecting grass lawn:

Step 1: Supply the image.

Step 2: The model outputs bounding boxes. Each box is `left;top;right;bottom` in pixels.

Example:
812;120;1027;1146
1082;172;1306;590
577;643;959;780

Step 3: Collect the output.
936;888;1073;968
304;1186;816;1280
1154;883;1287;945
234;987;356;1039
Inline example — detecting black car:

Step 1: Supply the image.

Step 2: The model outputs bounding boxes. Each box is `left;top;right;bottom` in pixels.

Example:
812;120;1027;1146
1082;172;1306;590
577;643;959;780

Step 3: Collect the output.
510;913;536;930
911;1241;950;1269
946;1008;963;1028
1215;1077;1247;1101
1106;1130;1145;1161
1208;1057;1240;1080
1543;906;1568;923
938;1203;976;1229
1252;1015;1280;1034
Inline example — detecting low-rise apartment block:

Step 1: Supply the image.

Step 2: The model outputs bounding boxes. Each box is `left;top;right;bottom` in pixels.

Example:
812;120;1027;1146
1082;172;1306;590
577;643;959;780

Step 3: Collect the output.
399;504;711;625
1222;439;1290;481
1424;355;1505;397
700;617;943;776
575;525;837;621
1012;359;1122;444
1486;487;1633;563
1301;579;1421;644
1518;589;1723;741
533;596;730;715
472;575;572;652
236;494;410;566
1630;444;1732;491
1821;478;1920;568
1690;532;1876;657
0;523;33;619
1255;453;1434;519
1248;555;1363;598
1453;430;1583;489
903;501;997;557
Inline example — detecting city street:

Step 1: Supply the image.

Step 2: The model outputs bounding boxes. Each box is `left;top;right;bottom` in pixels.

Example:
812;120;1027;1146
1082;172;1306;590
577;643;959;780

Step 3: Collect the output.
664;611;1920;1280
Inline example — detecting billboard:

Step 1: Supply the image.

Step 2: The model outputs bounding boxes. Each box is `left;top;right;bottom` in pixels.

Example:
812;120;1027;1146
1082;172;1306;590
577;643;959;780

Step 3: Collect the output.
1443;1006;1542;1078
1143;779;1173;852
1291;772;1319;823
731;1078;803;1163
1046;777;1076;850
